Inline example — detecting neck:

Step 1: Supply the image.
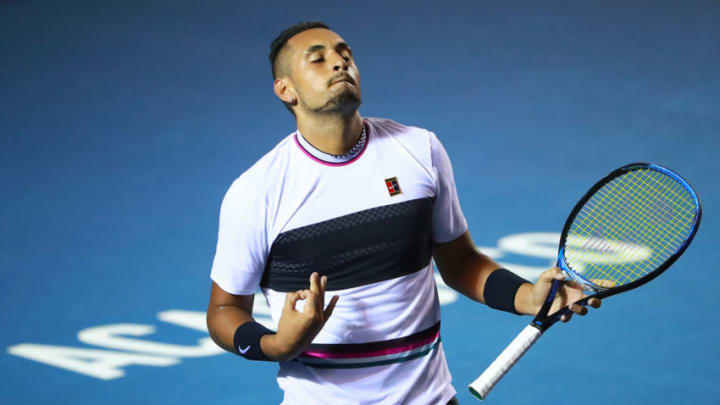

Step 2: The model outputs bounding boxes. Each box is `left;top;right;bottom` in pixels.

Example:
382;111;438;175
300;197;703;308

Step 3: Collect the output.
296;112;363;155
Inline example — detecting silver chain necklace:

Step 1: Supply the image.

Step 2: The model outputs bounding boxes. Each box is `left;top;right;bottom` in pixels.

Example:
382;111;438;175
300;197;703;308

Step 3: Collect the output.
331;124;366;159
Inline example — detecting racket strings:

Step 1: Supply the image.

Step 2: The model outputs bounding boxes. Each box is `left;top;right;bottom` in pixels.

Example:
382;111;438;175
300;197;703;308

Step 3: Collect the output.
577;179;654;284
564;168;697;288
579;172;690;283
572;170;694;283
616;174;692;274
570;177;651;283
604;173;690;257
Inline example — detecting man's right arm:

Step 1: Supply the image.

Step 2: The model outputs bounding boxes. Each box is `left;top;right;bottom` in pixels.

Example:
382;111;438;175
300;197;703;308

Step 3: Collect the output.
206;282;256;354
206;273;339;362
206;282;287;360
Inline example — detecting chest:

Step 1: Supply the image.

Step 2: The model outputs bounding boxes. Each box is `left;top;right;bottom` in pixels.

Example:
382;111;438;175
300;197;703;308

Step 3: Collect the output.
260;138;437;292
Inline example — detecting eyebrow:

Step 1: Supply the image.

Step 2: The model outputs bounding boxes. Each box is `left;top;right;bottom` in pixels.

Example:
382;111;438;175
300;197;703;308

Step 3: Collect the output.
304;44;326;54
304;42;352;55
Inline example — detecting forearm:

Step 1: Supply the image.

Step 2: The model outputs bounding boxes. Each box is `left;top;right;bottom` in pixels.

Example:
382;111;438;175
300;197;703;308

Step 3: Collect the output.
440;250;500;302
206;304;254;353
434;233;590;318
434;231;501;302
434;231;537;314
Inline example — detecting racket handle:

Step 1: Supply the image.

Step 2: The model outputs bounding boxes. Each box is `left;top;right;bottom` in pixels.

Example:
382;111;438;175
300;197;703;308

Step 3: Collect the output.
468;324;543;401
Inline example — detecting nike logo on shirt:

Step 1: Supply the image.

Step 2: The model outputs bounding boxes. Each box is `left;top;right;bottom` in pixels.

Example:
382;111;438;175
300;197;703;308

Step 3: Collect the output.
239;345;250;354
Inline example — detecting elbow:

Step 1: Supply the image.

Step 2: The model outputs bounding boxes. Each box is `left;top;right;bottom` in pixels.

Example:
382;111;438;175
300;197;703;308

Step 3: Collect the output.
205;308;222;348
438;270;462;292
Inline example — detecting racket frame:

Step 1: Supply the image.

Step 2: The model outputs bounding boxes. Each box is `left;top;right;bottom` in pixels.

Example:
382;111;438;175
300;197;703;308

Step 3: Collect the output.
469;162;702;400
533;162;703;331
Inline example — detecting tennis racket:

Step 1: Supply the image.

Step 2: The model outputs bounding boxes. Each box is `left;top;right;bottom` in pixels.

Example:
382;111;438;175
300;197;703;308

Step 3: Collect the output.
468;162;702;401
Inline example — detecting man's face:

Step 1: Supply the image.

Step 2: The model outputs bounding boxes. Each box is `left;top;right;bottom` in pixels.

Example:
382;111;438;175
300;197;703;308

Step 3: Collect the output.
283;28;362;115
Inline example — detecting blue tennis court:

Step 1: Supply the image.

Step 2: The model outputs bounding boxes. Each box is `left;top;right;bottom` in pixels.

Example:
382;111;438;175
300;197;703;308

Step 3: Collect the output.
2;1;718;403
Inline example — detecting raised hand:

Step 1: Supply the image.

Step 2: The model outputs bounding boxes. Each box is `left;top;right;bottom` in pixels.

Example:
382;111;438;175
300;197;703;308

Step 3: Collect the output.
263;272;339;361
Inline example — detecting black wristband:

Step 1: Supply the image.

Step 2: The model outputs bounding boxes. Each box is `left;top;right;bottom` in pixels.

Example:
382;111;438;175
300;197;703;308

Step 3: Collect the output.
233;321;274;361
483;268;530;315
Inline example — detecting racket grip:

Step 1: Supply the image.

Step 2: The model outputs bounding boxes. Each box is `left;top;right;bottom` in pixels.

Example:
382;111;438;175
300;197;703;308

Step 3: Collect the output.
468;324;543;401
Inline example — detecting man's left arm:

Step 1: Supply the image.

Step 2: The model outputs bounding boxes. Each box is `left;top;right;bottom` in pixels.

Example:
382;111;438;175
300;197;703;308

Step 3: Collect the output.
433;230;600;320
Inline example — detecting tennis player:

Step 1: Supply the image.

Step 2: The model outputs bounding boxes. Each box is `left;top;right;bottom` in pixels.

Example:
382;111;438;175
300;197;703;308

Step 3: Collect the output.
206;21;600;405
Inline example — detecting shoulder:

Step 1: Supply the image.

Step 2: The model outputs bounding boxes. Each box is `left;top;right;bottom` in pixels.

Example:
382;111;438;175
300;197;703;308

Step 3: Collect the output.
366;117;431;140
228;133;296;195
236;132;295;190
366;117;435;163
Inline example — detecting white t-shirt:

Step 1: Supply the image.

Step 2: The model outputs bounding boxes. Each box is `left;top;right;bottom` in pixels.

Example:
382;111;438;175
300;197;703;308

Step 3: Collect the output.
211;117;467;405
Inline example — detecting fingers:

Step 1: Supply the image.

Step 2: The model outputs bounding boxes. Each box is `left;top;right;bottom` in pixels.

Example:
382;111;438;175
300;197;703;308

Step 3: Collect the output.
590;279;617;289
307;272;326;311
284;291;302;312
560;301;585;322
552;267;565;280
538;267;563;284
306;273;319;310
317;275;338;322
562;298;601;324
534;267;564;302
568;303;588;316
541;268;602;323
309;272;320;294
320;275;327;309
538;267;566;296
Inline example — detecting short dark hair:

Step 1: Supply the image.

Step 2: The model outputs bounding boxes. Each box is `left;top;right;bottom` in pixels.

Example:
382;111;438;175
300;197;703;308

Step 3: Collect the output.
269;21;330;79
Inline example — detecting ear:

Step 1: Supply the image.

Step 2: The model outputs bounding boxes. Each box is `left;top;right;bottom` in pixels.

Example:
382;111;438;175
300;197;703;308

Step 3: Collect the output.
273;78;297;105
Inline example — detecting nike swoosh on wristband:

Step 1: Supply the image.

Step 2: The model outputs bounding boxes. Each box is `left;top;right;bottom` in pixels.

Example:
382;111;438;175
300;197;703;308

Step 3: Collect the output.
239;345;251;354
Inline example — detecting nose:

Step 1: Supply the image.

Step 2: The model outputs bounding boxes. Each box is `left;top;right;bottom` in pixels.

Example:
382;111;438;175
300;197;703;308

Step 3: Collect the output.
331;52;349;72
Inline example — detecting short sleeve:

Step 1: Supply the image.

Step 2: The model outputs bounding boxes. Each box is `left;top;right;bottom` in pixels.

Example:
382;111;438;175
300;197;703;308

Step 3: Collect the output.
430;132;468;243
210;176;269;295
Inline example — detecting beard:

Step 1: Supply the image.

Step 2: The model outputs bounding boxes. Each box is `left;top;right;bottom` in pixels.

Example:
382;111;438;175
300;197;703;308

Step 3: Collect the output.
310;87;362;115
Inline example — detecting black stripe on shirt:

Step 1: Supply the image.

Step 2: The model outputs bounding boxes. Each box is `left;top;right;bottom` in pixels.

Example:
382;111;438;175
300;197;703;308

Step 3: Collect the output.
260;197;434;292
